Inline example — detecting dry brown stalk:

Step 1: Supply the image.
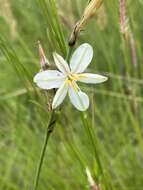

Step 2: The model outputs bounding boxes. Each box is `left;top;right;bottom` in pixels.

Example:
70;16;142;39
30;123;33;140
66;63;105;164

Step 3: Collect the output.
119;0;138;67
69;0;103;46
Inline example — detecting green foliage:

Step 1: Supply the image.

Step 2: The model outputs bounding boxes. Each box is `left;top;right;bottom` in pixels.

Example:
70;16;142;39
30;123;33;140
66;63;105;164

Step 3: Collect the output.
0;0;143;189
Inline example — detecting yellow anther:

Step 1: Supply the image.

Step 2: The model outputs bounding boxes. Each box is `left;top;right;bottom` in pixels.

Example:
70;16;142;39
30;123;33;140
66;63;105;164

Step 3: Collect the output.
65;78;78;92
69;74;86;81
72;81;78;92
69;74;78;81
65;79;72;85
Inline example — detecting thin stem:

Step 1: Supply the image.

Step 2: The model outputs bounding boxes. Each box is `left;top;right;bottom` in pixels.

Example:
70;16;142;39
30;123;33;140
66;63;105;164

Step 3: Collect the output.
66;46;73;62
33;110;55;190
80;112;111;190
80;113;103;173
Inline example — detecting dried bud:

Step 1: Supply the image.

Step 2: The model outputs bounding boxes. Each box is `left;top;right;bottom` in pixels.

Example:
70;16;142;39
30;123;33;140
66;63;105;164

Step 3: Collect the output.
69;0;103;46
38;41;49;70
83;0;103;20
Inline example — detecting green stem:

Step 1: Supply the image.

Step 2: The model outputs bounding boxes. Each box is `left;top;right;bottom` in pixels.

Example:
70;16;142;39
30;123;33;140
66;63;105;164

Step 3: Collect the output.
66;46;73;62
80;112;111;190
33;110;55;190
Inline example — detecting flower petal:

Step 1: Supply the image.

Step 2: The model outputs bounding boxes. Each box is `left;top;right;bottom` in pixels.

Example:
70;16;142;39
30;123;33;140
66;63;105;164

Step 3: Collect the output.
53;52;70;75
68;84;89;111
34;70;66;89
52;82;68;109
70;43;93;73
77;73;108;84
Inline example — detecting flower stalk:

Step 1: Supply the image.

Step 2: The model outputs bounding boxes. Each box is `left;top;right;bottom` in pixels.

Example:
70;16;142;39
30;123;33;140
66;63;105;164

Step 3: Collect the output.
33;110;56;190
33;42;56;190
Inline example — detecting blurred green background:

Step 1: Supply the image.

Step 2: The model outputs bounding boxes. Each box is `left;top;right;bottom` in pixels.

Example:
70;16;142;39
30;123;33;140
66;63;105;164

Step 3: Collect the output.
0;0;143;189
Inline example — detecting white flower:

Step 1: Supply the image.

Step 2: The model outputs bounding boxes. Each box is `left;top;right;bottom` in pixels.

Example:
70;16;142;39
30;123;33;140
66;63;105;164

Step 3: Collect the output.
34;43;107;111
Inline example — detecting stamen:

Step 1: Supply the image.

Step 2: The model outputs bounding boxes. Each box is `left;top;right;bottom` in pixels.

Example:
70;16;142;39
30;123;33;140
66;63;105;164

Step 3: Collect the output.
68;74;86;81
65;77;78;92
69;74;78;81
65;79;72;85
71;81;79;92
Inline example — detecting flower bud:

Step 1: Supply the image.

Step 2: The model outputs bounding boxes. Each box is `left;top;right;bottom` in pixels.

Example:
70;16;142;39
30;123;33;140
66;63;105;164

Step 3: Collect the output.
38;41;49;70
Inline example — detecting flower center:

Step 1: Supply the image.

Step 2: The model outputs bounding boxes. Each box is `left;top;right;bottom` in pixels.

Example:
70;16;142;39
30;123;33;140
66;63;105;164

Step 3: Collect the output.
65;74;79;92
68;74;79;81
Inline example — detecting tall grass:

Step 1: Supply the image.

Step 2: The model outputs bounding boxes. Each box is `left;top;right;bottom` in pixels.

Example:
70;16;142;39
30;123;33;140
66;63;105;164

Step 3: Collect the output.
0;0;143;189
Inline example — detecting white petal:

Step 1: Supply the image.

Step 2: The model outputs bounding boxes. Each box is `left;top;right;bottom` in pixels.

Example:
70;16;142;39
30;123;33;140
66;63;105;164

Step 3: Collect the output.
33;70;66;89
78;73;108;84
68;84;89;111
70;43;93;73
53;52;70;75
52;82;68;109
